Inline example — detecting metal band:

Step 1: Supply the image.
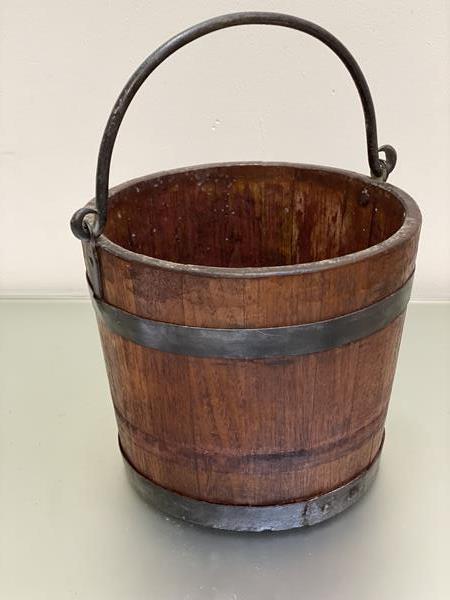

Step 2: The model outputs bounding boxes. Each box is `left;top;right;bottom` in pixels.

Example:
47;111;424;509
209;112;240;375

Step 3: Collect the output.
121;437;383;532
91;275;413;359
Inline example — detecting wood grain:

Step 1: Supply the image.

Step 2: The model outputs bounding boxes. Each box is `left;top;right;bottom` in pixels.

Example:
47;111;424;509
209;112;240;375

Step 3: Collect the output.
85;163;421;505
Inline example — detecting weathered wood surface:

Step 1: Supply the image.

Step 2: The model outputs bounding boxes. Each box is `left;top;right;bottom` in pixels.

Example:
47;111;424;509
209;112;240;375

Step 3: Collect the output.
86;163;421;505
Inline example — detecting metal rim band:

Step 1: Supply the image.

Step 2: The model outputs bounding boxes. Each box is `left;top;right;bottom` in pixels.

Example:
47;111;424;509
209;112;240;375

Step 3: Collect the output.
91;275;413;359
121;437;383;532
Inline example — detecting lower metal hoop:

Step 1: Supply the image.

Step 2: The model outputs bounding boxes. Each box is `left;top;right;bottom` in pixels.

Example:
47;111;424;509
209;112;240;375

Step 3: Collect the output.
120;438;383;532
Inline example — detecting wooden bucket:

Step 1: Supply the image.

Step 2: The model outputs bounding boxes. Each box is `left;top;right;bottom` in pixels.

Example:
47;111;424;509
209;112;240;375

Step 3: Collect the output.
71;13;421;531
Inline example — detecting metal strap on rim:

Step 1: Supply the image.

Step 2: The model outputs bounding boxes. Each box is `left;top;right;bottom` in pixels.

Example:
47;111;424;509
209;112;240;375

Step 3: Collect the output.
90;274;413;359
71;11;397;243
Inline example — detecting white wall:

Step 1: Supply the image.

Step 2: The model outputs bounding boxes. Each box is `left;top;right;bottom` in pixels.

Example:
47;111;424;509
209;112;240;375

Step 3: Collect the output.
1;0;449;298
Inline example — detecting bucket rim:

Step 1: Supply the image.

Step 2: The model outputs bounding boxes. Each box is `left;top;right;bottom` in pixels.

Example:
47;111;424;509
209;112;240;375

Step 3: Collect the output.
88;161;421;279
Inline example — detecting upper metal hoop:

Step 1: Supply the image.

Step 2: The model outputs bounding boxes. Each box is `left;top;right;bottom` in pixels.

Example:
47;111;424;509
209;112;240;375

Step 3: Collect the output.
71;11;397;241
89;273;413;359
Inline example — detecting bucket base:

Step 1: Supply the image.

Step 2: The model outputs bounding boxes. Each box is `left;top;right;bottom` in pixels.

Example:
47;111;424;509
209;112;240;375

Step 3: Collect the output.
120;440;382;532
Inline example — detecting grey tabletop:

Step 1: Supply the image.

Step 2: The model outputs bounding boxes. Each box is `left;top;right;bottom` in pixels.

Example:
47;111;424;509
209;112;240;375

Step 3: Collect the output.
1;301;449;600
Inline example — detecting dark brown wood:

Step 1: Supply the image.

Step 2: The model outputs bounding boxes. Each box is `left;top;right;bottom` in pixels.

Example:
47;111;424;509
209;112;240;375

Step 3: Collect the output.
85;163;421;505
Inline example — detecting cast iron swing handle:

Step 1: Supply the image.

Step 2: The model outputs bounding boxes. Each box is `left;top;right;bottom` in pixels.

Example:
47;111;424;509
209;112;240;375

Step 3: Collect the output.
71;11;397;241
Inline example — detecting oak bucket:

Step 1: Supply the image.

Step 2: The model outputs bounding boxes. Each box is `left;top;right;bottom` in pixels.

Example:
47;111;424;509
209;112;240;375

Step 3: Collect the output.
71;12;421;531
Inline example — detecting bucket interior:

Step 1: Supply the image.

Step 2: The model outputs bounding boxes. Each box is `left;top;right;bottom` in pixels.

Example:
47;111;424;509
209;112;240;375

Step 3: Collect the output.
103;164;406;268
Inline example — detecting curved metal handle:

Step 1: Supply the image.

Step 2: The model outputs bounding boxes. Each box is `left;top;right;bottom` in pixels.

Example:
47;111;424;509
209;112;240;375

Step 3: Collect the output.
71;11;397;241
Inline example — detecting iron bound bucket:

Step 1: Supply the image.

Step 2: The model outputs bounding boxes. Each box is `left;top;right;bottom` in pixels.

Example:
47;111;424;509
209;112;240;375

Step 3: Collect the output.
71;12;421;532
